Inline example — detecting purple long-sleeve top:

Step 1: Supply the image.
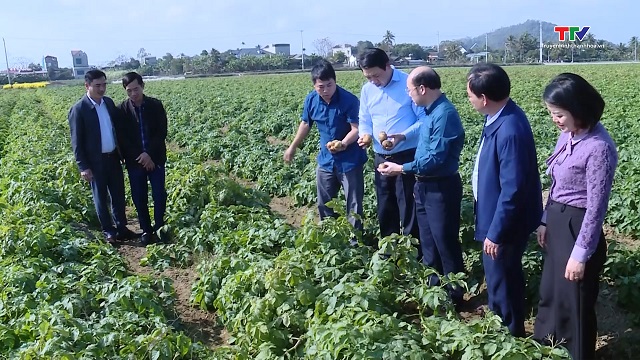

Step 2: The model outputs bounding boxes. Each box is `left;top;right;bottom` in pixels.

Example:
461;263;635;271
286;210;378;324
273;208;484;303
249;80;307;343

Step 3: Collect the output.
541;122;618;263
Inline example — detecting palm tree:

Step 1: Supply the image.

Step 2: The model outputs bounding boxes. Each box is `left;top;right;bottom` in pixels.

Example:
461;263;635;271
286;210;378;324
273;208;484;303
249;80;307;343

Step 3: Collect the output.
518;33;536;62
616;43;629;60
382;30;395;49
630;36;638;61
506;35;518;62
583;33;596;45
443;42;463;63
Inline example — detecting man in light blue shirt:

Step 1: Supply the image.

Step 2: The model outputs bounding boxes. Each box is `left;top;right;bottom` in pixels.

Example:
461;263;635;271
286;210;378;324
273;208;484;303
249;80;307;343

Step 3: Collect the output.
356;48;426;242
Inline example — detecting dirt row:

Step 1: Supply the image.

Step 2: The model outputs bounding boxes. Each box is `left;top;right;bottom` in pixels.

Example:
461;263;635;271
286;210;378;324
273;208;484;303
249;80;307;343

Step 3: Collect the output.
113;178;637;357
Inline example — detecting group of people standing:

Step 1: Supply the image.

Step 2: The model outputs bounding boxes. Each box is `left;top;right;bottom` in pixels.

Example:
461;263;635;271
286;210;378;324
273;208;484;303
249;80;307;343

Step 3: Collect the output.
284;47;618;359
68;70;168;247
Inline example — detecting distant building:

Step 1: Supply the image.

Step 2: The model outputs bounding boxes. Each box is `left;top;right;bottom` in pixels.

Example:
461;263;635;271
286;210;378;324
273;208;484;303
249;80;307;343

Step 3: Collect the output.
332;44;356;58
71;50;90;78
232;46;269;58
44;55;59;71
262;44;290;56
466;51;489;63
427;51;443;63
391;57;427;67
232;43;291;58
347;55;357;67
143;56;157;66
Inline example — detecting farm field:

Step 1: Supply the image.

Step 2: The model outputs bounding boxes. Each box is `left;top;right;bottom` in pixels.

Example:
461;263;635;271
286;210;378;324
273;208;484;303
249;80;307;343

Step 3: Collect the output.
0;64;639;359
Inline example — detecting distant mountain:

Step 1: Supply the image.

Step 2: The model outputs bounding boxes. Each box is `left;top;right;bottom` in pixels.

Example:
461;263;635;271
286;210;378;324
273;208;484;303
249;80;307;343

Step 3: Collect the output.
456;20;559;50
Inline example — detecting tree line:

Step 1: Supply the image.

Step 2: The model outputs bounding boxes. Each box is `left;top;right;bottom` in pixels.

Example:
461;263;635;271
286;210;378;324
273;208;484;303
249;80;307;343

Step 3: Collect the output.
121;31;640;77
2;31;638;84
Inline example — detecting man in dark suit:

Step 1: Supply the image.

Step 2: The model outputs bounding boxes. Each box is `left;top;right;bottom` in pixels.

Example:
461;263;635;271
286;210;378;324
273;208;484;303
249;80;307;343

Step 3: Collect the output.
68;69;140;245
118;72;168;245
466;63;543;337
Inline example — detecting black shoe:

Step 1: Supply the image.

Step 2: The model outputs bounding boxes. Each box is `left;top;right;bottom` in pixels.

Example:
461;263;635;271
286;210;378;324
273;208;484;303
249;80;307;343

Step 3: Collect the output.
140;232;157;246
105;234;119;246
117;228;142;240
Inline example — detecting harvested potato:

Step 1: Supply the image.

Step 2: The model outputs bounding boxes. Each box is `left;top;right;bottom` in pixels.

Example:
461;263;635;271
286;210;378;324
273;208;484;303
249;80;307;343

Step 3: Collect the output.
328;140;342;151
378;131;388;142
362;134;372;145
382;139;393;149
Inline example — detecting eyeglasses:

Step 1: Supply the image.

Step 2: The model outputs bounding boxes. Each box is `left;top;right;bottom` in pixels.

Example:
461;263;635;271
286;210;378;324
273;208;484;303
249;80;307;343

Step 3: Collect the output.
406;86;418;94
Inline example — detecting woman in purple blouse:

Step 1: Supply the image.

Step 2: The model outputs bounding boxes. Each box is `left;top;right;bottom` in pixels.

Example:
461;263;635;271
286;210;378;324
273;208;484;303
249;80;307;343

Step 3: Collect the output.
533;73;618;360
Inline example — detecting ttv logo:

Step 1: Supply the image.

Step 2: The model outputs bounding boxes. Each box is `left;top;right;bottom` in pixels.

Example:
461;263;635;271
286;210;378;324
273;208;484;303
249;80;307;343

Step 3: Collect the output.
554;26;591;41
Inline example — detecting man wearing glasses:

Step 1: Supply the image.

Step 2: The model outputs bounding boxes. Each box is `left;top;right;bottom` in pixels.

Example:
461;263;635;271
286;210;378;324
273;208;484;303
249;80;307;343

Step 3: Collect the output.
356;48;426;245
378;66;466;307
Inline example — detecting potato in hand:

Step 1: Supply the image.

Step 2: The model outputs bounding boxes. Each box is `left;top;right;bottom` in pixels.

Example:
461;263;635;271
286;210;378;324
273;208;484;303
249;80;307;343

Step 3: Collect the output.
378;131;388;142
361;134;372;146
382;139;393;150
327;140;343;152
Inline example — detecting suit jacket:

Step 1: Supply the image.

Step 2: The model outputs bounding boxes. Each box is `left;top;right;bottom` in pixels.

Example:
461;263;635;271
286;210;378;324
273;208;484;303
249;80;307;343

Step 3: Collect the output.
475;99;543;244
118;95;168;166
68;94;123;172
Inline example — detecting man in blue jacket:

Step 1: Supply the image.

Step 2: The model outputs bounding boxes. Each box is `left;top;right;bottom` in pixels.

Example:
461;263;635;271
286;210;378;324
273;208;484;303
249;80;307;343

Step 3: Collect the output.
466;63;543;337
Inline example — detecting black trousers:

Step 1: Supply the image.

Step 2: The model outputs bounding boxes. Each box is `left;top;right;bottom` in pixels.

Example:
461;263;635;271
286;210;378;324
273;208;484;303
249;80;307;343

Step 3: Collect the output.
89;153;128;237
483;236;528;337
414;174;465;302
534;200;607;360
373;149;419;240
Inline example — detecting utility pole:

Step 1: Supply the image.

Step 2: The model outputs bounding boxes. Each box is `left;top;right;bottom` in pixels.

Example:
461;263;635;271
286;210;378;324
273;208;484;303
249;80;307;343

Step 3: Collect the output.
437;31;440;52
539;20;543;63
300;30;305;70
635;37;638;62
3;37;11;86
485;33;488;62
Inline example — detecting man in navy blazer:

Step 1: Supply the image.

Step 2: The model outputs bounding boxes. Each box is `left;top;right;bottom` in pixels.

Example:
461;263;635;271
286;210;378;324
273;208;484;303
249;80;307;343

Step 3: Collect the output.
68;69;139;244
466;63;543;337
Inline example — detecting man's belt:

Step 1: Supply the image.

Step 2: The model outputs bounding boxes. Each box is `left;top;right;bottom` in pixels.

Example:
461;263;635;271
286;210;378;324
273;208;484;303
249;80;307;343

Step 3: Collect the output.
415;172;459;182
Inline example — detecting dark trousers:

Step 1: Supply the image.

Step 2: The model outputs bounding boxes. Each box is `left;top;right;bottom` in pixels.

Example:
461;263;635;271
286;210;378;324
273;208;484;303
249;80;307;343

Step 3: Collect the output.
414;174;465;303
534;200;607;360
373;149;419;239
482;236;528;337
316;165;364;232
127;164;167;234
90;153;128;237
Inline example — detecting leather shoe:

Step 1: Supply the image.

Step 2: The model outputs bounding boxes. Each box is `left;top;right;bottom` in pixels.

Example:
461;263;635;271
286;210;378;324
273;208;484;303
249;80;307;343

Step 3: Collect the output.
140;232;157;246
106;234;118;246
117;228;142;240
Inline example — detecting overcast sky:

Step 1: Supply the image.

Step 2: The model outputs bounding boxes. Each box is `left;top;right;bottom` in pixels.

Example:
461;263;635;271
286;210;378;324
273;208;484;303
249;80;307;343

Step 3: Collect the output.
0;0;634;68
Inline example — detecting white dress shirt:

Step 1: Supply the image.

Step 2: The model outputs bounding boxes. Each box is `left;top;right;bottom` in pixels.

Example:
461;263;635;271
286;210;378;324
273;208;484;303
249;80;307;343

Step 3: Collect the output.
472;104;507;200
87;94;116;153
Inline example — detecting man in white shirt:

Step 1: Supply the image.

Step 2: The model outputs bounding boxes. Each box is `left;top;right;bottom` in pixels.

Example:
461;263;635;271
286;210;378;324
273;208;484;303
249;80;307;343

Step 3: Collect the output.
68;69;140;245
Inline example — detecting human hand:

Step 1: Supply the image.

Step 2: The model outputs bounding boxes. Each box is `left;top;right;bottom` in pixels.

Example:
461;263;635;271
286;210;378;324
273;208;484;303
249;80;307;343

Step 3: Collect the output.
283;146;296;163
136;152;155;171
327;140;345;153
483;238;499;260
537;225;547;248
377;161;403;176
381;134;406;151
357;134;372;149
565;258;586;282
80;169;93;182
